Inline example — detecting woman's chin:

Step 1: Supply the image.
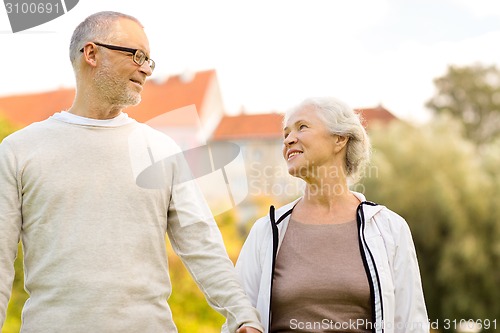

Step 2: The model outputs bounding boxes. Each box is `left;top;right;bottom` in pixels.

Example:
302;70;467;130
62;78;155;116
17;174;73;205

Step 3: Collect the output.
287;166;306;180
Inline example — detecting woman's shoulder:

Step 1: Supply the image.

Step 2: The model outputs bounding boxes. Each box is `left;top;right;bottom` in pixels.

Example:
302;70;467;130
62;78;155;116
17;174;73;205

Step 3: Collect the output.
369;204;414;240
375;205;406;224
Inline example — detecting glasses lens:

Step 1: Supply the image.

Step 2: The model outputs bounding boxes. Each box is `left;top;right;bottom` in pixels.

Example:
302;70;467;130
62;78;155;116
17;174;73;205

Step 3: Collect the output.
149;59;156;72
133;50;146;66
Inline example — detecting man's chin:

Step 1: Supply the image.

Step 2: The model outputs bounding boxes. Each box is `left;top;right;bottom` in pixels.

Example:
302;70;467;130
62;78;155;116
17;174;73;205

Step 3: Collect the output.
130;95;141;106
120;94;141;108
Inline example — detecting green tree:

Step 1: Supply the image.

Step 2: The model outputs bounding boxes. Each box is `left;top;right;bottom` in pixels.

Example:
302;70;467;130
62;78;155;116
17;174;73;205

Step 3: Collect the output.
0;114;18;141
426;64;500;146
361;117;500;331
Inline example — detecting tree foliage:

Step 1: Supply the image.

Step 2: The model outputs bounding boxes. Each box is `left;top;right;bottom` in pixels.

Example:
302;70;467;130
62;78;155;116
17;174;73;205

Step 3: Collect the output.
361;118;500;331
0;115;18;142
426;63;500;145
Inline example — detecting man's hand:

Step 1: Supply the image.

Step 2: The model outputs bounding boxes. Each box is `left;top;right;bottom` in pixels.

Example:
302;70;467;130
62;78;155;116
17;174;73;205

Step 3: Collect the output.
236;326;262;333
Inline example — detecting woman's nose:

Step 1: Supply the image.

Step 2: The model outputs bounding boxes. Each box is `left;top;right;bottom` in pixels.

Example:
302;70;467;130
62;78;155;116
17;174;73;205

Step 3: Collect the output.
284;133;297;146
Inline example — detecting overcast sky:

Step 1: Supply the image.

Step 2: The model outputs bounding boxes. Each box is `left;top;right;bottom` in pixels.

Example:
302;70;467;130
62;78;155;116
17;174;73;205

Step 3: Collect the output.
1;0;500;122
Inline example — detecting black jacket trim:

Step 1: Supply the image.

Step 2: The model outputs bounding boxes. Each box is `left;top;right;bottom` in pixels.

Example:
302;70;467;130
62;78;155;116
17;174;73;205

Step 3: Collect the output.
268;205;293;333
357;201;384;333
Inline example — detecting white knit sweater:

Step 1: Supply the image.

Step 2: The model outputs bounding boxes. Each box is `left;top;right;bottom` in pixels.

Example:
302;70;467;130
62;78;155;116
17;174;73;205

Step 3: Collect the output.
0;114;262;333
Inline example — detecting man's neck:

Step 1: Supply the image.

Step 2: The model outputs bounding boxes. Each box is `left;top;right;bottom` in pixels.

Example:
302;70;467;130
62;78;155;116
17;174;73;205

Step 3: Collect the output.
68;93;125;120
68;107;123;120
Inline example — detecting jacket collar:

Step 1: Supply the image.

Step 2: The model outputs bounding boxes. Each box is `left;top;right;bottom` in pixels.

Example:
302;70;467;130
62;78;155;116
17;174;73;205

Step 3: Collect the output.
273;197;300;220
273;191;385;224
352;191;386;220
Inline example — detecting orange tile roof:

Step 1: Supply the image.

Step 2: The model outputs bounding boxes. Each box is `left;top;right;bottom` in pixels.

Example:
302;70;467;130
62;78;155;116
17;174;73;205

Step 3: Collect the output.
145;104;201;127
212;113;284;140
127;70;216;123
0;89;75;127
356;105;397;128
0;69;217;127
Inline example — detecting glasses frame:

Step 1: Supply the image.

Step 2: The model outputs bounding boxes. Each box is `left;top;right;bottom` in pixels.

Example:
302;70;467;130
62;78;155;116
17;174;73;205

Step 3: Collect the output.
80;42;155;72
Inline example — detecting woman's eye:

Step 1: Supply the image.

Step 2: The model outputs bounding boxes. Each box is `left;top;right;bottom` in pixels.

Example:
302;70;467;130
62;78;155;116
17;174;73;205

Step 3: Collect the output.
299;124;307;130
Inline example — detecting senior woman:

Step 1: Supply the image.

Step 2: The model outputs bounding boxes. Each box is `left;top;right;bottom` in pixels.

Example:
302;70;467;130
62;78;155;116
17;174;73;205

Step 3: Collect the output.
224;97;429;333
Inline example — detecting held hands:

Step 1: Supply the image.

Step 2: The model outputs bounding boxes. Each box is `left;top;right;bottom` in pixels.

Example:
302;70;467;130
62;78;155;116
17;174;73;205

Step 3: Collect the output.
236;326;262;333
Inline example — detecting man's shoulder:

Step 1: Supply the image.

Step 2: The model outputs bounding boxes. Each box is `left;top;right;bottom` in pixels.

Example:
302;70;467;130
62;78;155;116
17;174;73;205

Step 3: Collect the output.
2;118;55;143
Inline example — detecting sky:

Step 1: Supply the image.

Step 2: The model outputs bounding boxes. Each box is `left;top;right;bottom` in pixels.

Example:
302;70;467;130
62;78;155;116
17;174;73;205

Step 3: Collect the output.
1;0;500;123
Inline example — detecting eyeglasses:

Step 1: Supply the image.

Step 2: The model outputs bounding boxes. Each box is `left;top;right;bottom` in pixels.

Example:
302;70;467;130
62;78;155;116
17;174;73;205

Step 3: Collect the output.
80;42;155;72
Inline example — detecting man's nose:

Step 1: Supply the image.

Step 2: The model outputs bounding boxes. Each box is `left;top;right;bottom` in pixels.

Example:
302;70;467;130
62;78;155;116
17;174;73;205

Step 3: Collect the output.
140;62;153;76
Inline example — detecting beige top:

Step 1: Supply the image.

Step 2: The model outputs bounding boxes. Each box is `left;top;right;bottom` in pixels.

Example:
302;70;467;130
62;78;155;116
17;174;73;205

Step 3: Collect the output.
270;218;372;333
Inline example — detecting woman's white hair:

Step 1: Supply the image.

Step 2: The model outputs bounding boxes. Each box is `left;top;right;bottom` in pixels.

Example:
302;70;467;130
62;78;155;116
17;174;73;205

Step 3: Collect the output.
284;96;371;183
69;11;142;70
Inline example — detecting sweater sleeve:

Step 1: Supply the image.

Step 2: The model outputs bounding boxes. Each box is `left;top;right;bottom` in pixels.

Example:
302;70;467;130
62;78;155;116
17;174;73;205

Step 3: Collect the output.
0;140;23;328
165;154;263;333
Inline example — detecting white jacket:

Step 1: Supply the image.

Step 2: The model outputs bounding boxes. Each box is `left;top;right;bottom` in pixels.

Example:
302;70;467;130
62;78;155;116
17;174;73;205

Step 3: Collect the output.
227;192;429;333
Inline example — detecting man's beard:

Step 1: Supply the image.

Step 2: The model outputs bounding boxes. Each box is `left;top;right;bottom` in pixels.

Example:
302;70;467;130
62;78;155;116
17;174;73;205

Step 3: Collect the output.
93;64;141;107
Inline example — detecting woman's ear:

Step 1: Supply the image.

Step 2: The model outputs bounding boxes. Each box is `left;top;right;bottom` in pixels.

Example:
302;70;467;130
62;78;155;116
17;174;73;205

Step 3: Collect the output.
334;135;349;153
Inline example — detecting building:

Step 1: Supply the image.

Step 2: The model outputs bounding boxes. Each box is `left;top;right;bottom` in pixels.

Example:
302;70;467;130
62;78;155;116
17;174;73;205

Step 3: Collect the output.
212;113;297;210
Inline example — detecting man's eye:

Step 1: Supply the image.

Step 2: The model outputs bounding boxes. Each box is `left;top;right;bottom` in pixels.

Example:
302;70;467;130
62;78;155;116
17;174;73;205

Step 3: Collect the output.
299;124;307;130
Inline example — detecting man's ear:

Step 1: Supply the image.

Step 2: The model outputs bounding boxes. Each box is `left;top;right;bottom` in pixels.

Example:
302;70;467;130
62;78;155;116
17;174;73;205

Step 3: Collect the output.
81;43;98;67
334;135;349;153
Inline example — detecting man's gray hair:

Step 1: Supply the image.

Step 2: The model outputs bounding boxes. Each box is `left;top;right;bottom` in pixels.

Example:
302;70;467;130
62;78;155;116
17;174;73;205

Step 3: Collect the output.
284;96;371;183
69;11;142;68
